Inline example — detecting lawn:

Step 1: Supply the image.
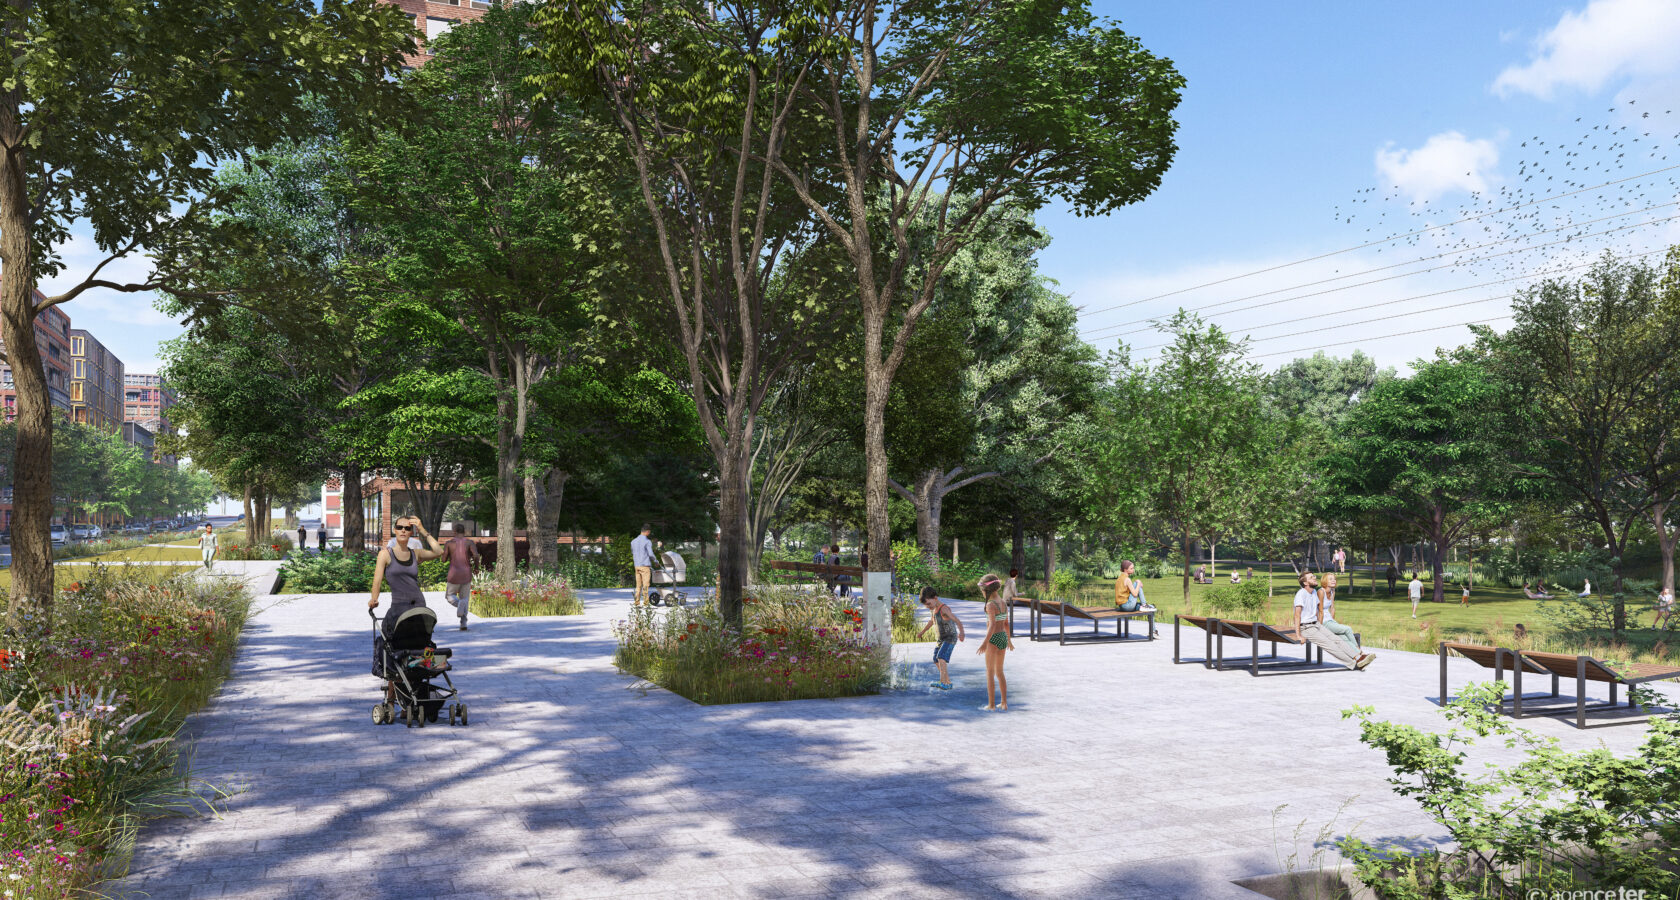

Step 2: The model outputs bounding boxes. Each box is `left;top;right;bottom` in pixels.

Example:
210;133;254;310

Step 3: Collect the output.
70;545;205;564
1012;572;1677;664
0;564;198;591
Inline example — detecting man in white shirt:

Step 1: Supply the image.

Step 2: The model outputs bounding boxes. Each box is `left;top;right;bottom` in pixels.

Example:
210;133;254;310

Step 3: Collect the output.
1294;572;1369;670
631;524;656;607
1409;574;1424;618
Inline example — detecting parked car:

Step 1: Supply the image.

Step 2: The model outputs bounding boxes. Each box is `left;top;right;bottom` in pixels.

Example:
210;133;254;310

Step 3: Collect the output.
70;524;102;540
50;525;67;545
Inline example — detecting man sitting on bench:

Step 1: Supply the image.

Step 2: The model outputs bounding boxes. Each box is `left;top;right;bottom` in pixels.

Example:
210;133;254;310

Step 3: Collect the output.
1294;571;1371;670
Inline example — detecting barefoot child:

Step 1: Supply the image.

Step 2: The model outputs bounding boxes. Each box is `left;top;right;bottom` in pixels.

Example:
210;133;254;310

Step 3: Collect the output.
917;587;965;689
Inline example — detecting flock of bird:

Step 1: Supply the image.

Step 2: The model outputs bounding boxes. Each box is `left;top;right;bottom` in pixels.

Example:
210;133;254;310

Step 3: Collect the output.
1086;101;1680;359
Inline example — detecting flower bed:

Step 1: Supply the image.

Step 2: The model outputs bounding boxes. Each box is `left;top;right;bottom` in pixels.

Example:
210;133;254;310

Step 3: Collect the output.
218;532;292;561
0;566;253;897
614;587;889;704
467;571;583;617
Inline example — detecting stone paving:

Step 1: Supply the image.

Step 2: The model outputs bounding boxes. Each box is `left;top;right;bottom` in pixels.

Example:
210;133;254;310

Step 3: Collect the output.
114;578;1679;900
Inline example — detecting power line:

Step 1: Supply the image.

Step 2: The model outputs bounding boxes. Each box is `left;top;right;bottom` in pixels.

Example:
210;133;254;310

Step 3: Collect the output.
1132;295;1511;353
1079;202;1680;340
1074;161;1680;320
1248;316;1514;361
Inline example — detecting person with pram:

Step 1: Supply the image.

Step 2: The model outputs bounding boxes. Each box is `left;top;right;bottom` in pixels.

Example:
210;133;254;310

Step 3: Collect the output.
367;516;464;727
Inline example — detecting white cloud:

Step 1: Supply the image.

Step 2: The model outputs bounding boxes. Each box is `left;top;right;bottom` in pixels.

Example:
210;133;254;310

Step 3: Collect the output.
1494;0;1680;99
1374;132;1501;202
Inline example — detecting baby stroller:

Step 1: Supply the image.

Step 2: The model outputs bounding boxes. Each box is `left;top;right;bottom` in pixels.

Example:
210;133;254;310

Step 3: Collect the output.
647;551;688;607
370;606;468;728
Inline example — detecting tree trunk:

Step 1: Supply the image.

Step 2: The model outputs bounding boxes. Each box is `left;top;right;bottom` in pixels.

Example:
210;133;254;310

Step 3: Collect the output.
716;436;751;626
1653;501;1677;602
341;464;365;552
1011;513;1025;575
1209;539;1216;579
1182;529;1193;605
863;361;894;573
494;405;520;581
242;485;254;540
523;468;567;572
1042;532;1056;584
255;489;271;545
285;506;300;531
0;196;52;623
1430;533;1447;603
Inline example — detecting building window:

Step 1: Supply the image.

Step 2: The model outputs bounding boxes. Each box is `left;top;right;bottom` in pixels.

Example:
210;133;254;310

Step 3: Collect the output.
70;336;84;355
72;359;85;379
426;17;453;41
70;383;82;402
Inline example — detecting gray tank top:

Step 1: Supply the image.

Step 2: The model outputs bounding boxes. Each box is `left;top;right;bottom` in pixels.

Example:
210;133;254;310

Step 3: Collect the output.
384;545;425;610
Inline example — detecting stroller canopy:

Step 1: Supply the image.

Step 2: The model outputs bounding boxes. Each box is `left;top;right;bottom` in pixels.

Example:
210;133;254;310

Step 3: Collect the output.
388;606;437;648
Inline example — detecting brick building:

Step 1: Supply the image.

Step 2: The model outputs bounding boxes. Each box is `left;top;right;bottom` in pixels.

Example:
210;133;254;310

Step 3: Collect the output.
0;289;74;422
69;329;124;428
124;373;178;466
380;0;489;67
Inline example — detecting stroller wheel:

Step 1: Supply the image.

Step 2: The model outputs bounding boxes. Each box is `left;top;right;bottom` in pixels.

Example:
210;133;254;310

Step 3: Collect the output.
648;592;661;607
458;703;469;726
371;704;383;725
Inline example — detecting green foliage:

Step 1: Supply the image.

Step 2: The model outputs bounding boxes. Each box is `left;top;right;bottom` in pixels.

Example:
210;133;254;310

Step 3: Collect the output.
1202;577;1269;619
277;550;376;594
551;552;621;590
467;572;583;617
0;569;253;896
1048;569;1081;600
612;587;890;705
1339;685;1680;896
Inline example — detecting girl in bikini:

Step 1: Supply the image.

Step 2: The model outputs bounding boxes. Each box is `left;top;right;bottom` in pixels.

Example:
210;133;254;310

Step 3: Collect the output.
975;573;1015;711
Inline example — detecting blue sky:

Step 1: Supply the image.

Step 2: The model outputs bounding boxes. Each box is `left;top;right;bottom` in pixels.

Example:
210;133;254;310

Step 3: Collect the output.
43;0;1680;375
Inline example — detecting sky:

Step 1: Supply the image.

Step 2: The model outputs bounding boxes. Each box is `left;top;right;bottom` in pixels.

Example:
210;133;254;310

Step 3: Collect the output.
40;0;1680;376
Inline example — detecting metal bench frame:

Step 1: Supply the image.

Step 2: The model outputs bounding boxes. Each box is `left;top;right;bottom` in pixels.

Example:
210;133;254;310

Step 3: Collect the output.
1173;615;1360;676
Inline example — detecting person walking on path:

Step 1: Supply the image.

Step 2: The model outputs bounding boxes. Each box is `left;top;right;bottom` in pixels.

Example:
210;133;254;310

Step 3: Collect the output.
1318;573;1363;657
1409;573;1424;618
1332;548;1345;574
632;525;656;607
917;587;966;690
197;524;218;570
1654;588;1674;628
1294;572;1370;670
367;516;445;636
297;524;307;553
442;528;480;630
976;574;1015;711
1386;564;1398;596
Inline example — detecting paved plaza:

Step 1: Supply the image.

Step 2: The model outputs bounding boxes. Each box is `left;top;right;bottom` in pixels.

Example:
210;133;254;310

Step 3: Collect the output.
116;570;1679;900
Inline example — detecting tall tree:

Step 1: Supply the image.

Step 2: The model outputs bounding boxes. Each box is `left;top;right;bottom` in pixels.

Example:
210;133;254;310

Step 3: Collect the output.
1084;314;1284;605
531;0;849;621
1479;253;1680;634
1266;351;1396;428
743;0;1186;570
0;0;410;616
1318;358;1519;604
351;4;626;578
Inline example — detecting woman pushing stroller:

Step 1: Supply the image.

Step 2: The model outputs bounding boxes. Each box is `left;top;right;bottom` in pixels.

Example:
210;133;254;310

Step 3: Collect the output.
367;516;447;633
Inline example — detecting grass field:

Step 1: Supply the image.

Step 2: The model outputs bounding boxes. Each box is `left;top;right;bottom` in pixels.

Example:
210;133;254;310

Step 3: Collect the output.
0;563;197;591
70;545;205;563
1013;571;1677;664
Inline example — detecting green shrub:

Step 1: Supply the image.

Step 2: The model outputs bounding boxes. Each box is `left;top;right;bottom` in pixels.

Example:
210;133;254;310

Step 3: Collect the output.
468;571;583;616
277;550;376;593
1203;577;1269;618
1339;686;1680;897
551;551;619;589
614;586;889;704
606;533;636;582
1048;568;1081;600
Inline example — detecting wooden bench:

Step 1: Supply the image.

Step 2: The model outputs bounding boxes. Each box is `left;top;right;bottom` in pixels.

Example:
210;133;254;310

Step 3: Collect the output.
1174;615;1360;676
1009;596;1153;645
764;560;863;591
1438;641;1557;714
1516;650;1680;729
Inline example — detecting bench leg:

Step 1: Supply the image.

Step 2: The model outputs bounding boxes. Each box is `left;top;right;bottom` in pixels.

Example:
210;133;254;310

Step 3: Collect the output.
1439;643;1448;707
1206;620;1214;669
1216;627;1224;671
1251;624;1260;677
1551;673;1559;698
1173;616;1181;662
1577;658;1588;729
1512;652;1523;718
1148;611;1155;641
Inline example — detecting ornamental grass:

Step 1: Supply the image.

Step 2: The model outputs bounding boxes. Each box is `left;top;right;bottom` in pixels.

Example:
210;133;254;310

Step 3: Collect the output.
0;565;253;898
613;586;889;705
468;571;583;617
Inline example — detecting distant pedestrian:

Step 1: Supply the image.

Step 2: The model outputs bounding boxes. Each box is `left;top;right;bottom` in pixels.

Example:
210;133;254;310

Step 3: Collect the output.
1460;582;1471;606
442;528;480;631
833;544;850;597
1653;588;1673;628
317;527;327;552
198;524;218;570
632;525;655;607
1409;573;1424;618
297;524;307;553
976;574;1014;711
917;587;966;690
1386;564;1398;596
1333;548;1346;574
